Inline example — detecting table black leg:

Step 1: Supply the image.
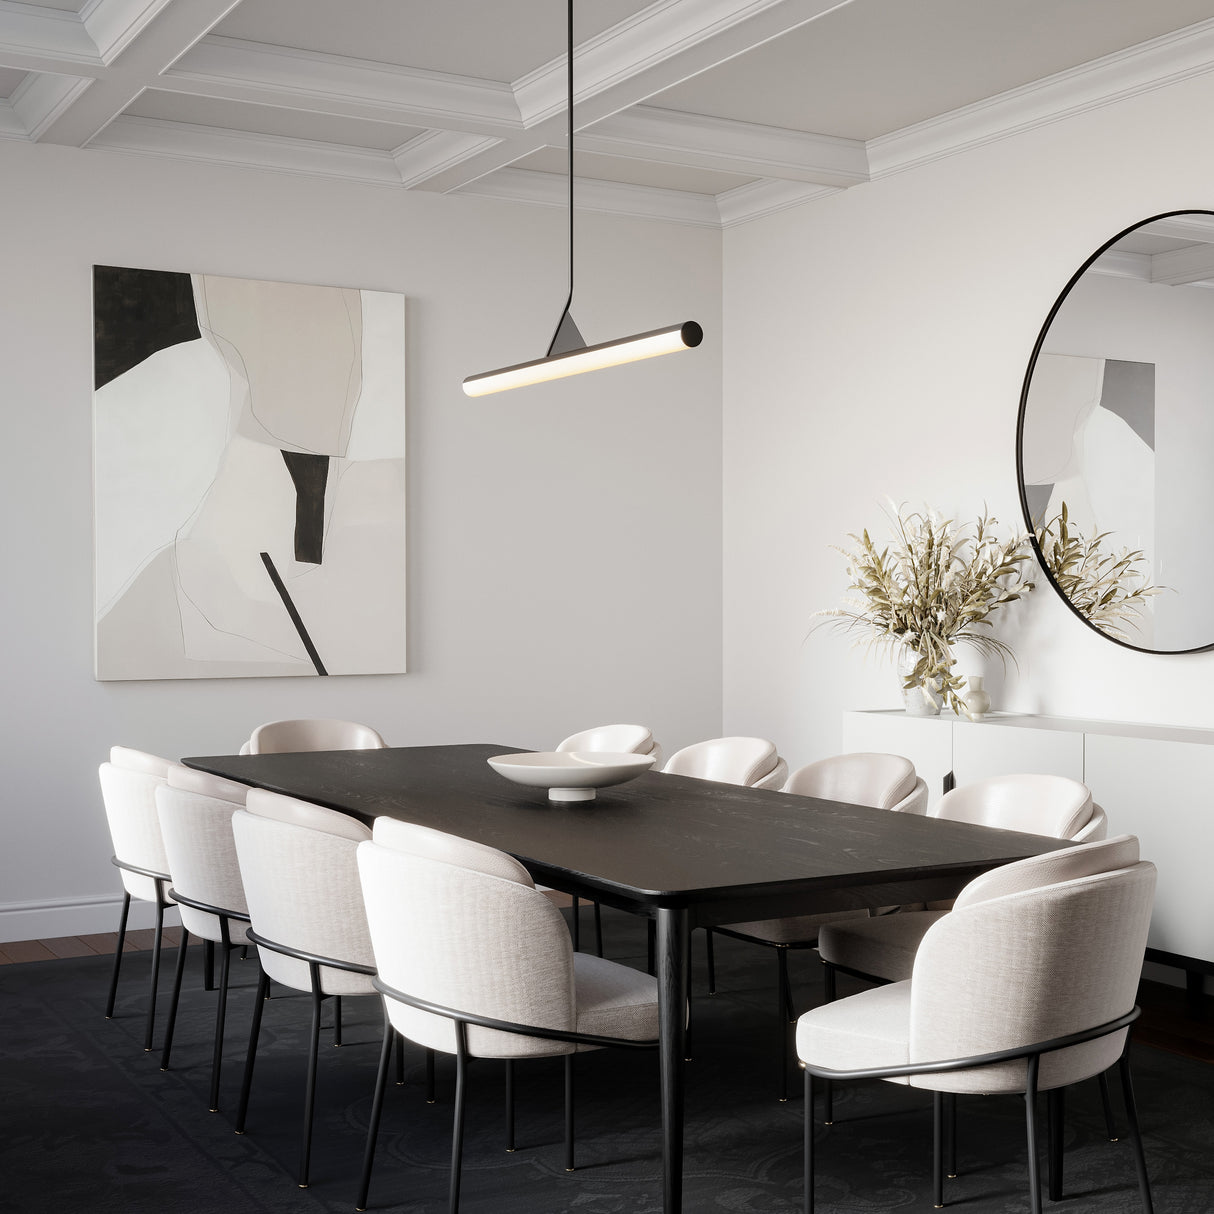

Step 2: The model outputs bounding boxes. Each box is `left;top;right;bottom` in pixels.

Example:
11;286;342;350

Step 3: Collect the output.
656;907;689;1214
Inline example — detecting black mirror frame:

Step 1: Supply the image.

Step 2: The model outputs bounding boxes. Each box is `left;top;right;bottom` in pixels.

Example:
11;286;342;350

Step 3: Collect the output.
1016;208;1214;656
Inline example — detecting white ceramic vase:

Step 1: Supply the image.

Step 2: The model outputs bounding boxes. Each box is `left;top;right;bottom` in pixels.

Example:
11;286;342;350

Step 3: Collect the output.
898;648;943;717
963;675;991;720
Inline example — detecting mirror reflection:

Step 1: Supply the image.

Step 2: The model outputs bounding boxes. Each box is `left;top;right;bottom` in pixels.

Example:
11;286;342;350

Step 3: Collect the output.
1019;210;1214;653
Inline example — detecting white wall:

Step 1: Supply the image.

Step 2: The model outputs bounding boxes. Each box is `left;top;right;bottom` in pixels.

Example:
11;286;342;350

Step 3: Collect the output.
723;71;1214;773
1;140;723;940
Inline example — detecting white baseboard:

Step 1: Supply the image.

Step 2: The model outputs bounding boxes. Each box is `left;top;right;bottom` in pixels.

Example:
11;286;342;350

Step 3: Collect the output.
0;894;180;944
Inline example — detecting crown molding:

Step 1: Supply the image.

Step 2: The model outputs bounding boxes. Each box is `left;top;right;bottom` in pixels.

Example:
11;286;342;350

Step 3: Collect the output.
80;0;173;64
1149;241;1214;286
11;70;92;138
0;2;101;69
716;176;839;227
167;36;522;133
583;104;868;188
91;114;405;186
0;98;25;139
454;165;721;227
393;128;504;189
869;16;1214;180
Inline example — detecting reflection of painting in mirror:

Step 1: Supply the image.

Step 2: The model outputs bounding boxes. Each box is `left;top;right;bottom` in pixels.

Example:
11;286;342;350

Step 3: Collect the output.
1020;212;1214;653
93;266;407;680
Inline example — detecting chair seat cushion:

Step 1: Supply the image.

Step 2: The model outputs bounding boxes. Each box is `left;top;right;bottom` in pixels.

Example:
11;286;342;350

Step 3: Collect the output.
720;909;868;946
796;980;912;1080
573;953;659;1046
816;909;948;983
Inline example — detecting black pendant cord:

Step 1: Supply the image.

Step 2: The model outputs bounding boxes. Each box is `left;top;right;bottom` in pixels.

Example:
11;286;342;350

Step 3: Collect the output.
566;0;574;311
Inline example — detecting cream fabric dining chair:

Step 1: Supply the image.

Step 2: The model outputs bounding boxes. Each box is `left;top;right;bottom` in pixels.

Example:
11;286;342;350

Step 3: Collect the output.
662;735;788;790
355;818;660;1214
231;788;376;1189
243;718;387;754
98;746;175;1050
155;766;251;1112
797;835;1156;1214
555;723;663;955
708;752;928;1101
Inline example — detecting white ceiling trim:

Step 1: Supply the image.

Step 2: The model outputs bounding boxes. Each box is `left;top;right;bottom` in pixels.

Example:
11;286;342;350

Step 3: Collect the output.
1089;250;1151;281
582;104;868;188
0;2;101;69
869;16;1214;180
0;96;23;138
1149;242;1214;285
166;36;522;133
716;176;839;227
91;113;406;185
82;0;175;64
11;70;92;138
393;129;504;189
454;165;722;227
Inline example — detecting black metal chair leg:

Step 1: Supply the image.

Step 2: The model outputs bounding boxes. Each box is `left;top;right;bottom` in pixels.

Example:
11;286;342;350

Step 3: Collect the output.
144;890;166;1051
564;1053;575;1172
449;1028;468;1214
209;932;234;1112
593;901;603;957
159;926;191;1071
395;1030;406;1085
356;1019;395;1212
933;1091;945;1208
505;1059;515;1151
298;982;323;1187
203;938;216;991
1119;1054;1155;1214
706;928;717;994
804;1069;815;1214
822;1078;833;1123
1024;1055;1042;1214
426;1048;436;1103
778;949;792;1102
235;969;270;1134
106;891;131;1019
1098;1072;1120;1140
1047;1086;1065;1201
946;1092;957;1178
570;896;580;951
334;994;343;1047
823;959;837;1003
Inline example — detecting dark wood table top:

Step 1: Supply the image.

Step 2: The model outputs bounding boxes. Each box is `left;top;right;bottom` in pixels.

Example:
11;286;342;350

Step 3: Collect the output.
184;743;1069;924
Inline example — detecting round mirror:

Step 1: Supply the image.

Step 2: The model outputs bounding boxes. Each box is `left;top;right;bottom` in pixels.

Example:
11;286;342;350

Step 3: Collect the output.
1018;209;1214;654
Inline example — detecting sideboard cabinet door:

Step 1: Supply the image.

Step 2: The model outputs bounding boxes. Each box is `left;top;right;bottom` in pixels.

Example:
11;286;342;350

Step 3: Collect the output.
952;720;1083;787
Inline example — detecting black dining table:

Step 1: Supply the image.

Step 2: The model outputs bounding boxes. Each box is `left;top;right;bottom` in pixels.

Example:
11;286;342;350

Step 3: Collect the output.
184;742;1069;1213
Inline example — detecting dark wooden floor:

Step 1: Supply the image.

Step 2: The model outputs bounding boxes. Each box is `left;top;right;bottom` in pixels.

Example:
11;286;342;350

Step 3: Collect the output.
3;928;1210;1064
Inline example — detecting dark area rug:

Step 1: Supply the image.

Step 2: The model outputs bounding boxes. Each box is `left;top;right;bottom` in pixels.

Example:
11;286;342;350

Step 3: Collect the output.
3;910;1212;1213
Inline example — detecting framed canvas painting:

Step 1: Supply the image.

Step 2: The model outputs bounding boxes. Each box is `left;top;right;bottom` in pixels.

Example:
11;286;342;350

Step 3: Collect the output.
93;266;407;680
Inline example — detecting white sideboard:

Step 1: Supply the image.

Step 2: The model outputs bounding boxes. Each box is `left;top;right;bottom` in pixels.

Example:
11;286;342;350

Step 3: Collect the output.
842;709;1214;976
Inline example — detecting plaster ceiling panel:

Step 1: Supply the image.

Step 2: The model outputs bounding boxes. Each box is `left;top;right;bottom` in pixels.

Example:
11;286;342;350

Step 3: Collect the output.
515;147;755;195
213;0;652;82
16;0;82;9
0;68;28;98
125;91;428;150
651;0;1214;140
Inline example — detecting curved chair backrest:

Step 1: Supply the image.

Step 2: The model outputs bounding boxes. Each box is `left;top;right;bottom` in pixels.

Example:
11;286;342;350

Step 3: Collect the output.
373;817;533;885
556;724;654;755
785;752;927;814
232;789;374;995
246;718;387;754
662;736;787;790
167;763;249;805
1073;803;1108;842
358;831;577;1059
156;781;250;943
98;759;173;900
910;841;1155;1095
110;745;173;779
931;773;1095;839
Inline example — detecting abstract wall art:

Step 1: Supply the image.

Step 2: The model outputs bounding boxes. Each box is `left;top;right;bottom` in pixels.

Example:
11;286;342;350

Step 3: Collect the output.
93;266;407;680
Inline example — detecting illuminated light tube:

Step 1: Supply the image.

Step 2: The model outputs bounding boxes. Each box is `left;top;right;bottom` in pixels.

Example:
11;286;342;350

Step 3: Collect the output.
463;321;703;398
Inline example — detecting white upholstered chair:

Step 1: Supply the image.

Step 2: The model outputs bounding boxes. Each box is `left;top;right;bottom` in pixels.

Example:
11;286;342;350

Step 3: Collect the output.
355;818;659;1214
155;766;251;1111
231;788;375;1188
243;718;387;754
710;752;928;1100
555;723;663;953
797;835;1156;1214
662;735;788;790
98;746;175;1050
818;773;1108;993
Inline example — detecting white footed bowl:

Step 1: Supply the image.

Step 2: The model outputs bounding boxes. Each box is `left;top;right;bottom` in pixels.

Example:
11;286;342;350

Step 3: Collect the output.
487;751;655;802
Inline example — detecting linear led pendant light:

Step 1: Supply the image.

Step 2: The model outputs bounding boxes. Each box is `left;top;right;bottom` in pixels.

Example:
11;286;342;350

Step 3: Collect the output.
462;0;703;398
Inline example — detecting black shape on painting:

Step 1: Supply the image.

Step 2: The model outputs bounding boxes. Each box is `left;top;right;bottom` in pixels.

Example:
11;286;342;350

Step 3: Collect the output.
260;552;328;676
281;450;330;565
94;266;201;390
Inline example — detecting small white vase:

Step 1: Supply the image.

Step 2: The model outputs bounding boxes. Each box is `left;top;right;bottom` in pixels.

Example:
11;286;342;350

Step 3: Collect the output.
898;649;942;717
962;675;991;720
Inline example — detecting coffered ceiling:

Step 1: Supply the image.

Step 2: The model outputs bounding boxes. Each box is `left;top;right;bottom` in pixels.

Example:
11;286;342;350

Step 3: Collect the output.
4;0;1214;228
